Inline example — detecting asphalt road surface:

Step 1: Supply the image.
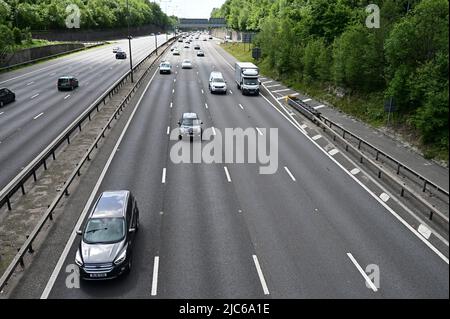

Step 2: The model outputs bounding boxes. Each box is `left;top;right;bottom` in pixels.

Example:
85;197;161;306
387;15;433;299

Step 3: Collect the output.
0;34;171;192
7;36;449;299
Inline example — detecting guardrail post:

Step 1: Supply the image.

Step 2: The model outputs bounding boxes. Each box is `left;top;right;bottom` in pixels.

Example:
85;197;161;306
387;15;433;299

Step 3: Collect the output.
397;163;401;174
342;131;346;139
376;151;379;161
52;152;56;161
20;184;25;195
429;211;433;220
423;180;427;192
358;140;362;150
43;159;47;170
78;123;82;132
49;212;53;221
19;257;24;268
378;170;382;178
33;170;37;182
400;187;405;197
65;188;69;196
67;135;70;145
6;197;11;210
28;243;34;254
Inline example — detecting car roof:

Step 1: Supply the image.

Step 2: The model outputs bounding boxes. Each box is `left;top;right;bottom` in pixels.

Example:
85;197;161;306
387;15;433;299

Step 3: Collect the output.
58;76;75;80
182;112;198;119
210;71;223;77
182;59;191;62
91;190;130;219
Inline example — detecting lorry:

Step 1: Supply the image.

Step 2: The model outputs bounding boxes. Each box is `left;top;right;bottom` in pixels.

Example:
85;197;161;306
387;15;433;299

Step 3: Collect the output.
235;62;260;95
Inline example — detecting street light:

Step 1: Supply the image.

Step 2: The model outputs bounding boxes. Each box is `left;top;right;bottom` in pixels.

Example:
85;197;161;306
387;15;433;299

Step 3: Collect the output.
126;0;134;83
155;33;158;55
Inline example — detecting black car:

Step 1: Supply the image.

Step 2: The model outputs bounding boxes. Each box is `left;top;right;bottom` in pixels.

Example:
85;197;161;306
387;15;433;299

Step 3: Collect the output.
116;51;127;59
75;190;140;280
194;45;200;50
57;76;79;91
0;88;15;107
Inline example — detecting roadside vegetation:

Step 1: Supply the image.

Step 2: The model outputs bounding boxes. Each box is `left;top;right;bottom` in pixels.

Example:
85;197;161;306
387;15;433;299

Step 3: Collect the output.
213;0;449;161
0;0;176;52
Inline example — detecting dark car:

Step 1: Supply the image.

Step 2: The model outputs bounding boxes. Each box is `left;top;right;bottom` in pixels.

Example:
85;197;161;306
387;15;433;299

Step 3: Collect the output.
178;112;203;141
75;190;140;280
194;44;200;50
116;51;127;59
57;76;79;91
0;88;15;107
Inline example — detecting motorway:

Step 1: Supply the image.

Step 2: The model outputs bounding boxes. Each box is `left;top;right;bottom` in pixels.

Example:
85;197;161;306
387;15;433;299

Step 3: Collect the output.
7;36;449;298
0;34;170;192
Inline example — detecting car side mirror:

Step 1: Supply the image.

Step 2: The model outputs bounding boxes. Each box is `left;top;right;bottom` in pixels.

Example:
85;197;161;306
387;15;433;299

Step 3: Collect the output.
201;121;203;124
76;230;82;235
178;121;181;125
129;228;136;233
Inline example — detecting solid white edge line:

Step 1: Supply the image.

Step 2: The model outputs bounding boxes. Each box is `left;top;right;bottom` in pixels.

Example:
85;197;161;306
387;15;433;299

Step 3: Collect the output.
212;127;216;136
284;166;296;182
252;255;270;295
314;104;326;109
167;126;170;135
213;40;448;263
347;253;378;292
224;166;231;182
261;86;449;264
151;256;159;296
302;98;312;102
162;168;166;184
40;67;160;299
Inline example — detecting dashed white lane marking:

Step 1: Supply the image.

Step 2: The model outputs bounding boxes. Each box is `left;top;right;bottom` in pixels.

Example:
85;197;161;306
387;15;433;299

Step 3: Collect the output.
31;93;39;99
224;166;232;182
350;168;361;175
256;128;263;136
33;112;44;120
300;124;308;129
212;127;216;136
312;134;322;140
328;148;339;156
259;77;267;80
64;94;71;100
262;80;273;85
252;255;270;295
0;112;4;116
151;256;159;296
302;98;312;102
201;89;204;94
347;253;378;292
162;168;166;184
289;93;300;97
229;90;233;94
238;103;244;110
272;88;290;93
277;96;287;100
205;103;208;109
418;224;432;239
266;84;281;88
170;102;173;108
167;126;170;135
174;78;176;82
380;193;390;202
172;89;175;94
27;81;34;86
284;166;296;182
314;104;326;110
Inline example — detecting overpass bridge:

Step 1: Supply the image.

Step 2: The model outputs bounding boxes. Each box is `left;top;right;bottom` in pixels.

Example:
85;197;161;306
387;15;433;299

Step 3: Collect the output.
177;18;226;30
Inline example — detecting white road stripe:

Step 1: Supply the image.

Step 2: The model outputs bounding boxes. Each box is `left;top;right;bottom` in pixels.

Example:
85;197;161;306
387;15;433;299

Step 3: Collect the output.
33;112;44;120
229;90;233;94
259;77;267;80
350;168;361;175
300;124;308;129
265;84;281;88
167;126;170;135
289;93;300;97
328;149;339;156
212;127;216;136
174;78;176;82
172;89;175;94
162;168;166;184
312;134;322;140
284;166;296;181
224;166;231;182
256;128;263;136
40;67;162;299
0;112;4;116
314;104;326;110
64;94;70;100
170;102;173;108
151;256;160;296
272;88;290;93
205;103;208;109
31;93;39;99
380;193;390;202
302;98;312;102
252;255;270;295
262;80;273;85
27;81;34;86
347;253;378;292
238;103;244;110
201;89;204;94
418;224;432;239
276;96;287;100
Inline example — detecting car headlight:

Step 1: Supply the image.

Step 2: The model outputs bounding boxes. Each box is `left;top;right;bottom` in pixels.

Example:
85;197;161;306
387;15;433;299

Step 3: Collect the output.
75;249;83;267
114;246;128;265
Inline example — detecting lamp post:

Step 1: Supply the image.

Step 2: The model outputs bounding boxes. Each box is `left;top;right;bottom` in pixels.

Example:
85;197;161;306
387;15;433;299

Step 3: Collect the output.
155;33;158;55
127;0;134;82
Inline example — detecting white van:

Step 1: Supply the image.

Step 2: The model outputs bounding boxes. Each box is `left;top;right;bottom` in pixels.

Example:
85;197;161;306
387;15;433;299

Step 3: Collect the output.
209;71;227;94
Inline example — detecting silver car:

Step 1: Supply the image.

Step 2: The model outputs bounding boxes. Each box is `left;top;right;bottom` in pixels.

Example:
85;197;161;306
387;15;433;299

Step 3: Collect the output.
178;112;203;141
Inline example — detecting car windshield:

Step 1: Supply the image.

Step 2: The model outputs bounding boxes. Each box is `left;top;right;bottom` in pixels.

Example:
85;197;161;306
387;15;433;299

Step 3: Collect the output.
161;63;170;68
183;60;191;64
182;118;200;126
243;78;258;85
83;217;125;244
212;78;224;83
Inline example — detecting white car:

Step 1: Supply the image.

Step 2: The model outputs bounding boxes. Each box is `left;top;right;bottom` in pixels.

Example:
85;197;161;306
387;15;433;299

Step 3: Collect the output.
112;47;121;53
181;59;192;69
173;49;180;55
159;61;172;74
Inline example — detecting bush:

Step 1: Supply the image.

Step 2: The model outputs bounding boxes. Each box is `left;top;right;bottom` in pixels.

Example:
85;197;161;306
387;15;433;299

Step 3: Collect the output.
12;27;22;45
